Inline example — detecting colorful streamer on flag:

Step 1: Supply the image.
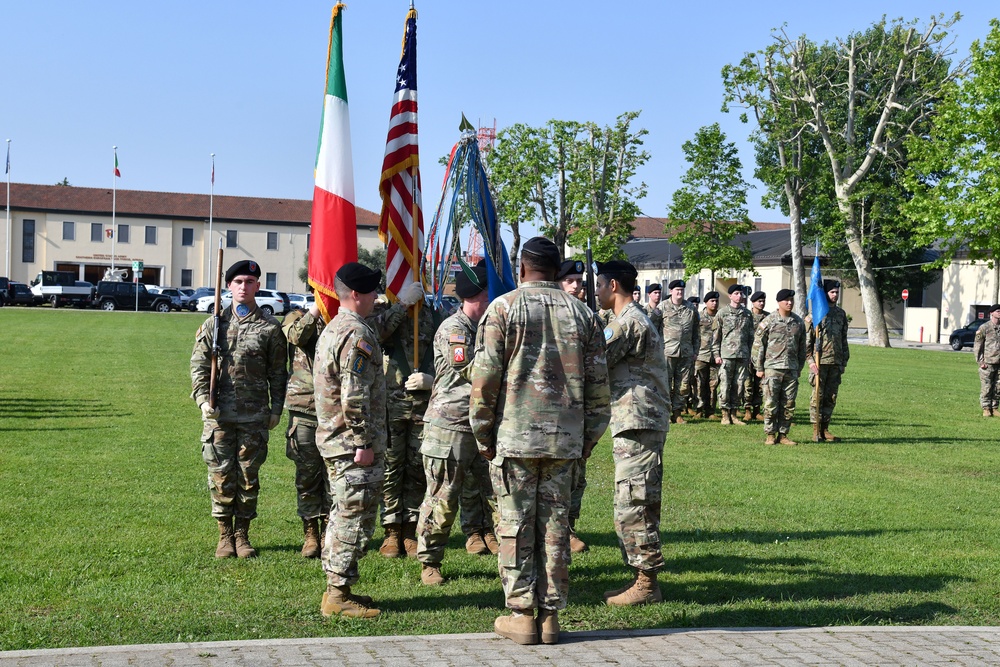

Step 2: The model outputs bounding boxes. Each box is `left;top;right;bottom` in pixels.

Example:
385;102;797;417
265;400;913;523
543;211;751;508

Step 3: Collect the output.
808;245;830;327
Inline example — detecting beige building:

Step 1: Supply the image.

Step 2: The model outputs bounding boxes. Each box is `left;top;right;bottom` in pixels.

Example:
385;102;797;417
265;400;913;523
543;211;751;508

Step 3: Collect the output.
1;183;381;291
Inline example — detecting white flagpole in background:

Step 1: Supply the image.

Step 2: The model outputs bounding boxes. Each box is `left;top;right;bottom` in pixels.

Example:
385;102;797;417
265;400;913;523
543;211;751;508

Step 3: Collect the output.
111;146;118;274
208;153;215;288
5;139;10;278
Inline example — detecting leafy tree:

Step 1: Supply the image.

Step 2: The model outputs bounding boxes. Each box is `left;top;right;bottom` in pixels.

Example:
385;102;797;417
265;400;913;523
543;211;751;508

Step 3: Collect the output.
298;245;388;293
665;123;755;285
55;177;71;186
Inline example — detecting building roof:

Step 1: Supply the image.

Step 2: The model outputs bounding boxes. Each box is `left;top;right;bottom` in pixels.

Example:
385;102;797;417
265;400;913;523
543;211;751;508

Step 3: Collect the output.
624;228;821;268
629;217;790;240
0;182;379;228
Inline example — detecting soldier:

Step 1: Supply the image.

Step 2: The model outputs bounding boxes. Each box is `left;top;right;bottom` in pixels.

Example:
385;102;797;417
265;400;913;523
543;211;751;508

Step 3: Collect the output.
659;279;699;424
973;305;1000;417
314;262;389;619
595;261;670;607
805;280;850;441
753;289;807;446
416;262;497;585
645;283;663;333
693;291;720;419
191;260;287;559
557;259;586;302
632;286;643;306
742;292;768;422
470;237;610;646
713;284;754;425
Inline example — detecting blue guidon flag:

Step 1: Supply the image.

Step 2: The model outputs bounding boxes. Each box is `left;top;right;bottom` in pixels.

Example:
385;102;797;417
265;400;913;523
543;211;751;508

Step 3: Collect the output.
808;251;830;327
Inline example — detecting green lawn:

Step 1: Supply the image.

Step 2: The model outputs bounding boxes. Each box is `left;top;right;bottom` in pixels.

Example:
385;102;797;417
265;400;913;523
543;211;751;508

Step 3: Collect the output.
0;308;997;650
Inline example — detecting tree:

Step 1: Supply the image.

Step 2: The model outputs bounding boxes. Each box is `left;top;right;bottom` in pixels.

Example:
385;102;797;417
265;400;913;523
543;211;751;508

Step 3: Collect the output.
298;245;388;293
905;18;1000;304
55;178;71;186
665;123;755;285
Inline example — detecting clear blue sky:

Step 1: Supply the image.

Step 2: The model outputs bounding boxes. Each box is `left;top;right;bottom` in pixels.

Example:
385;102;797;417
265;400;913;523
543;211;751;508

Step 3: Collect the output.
2;2;995;226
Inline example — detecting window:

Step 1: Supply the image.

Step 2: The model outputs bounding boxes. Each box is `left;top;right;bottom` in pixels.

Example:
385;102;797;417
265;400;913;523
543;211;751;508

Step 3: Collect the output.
266;272;277;290
181;269;192;287
22;220;35;263
145;226;157;245
226;230;237;248
63;221;75;241
267;231;278;250
754;278;762;292
182;228;194;246
307;233;310;249
118;224;130;243
91;223;103;243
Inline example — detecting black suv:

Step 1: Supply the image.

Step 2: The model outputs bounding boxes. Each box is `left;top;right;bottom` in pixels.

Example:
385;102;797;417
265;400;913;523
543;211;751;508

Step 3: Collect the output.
95;281;172;312
949;318;986;351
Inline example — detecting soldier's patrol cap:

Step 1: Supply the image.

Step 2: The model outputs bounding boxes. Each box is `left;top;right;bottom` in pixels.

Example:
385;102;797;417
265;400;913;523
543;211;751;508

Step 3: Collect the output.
823;279;841;291
556;260;585;281
455;261;488;299
225;259;261;283
522;237;562;270
728;284;744;294
597;260;638;281
704;291;720;301
668;279;685;290
750;291;766;302
990;304;1000;313
647;283;661;294
337;262;382;294
776;288;795;301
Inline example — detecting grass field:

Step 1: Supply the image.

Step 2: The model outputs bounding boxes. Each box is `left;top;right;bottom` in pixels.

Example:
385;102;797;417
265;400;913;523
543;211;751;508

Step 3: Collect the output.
1;307;998;650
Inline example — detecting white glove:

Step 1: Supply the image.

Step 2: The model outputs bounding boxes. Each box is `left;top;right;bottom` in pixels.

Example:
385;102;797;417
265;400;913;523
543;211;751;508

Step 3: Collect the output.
405;372;434;391
267;414;281;430
397;282;426;307
201;402;220;420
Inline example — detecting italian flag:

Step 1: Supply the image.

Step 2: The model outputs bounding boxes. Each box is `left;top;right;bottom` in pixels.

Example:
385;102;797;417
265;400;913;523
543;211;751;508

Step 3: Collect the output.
309;3;358;322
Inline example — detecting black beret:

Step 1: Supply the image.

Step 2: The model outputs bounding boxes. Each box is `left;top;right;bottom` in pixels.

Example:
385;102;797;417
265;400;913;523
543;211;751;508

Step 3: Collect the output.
750;291;766;303
455;262;488;299
704;291;720;301
776;288;795;301
225;259;261;283
647;283;661;294
687;296;700;304
668;279;685;290
556;260;585;281
522;237;561;270
990;304;1000;314
728;284;744;294
823;279;841;291
597;260;638;280
336;262;382;294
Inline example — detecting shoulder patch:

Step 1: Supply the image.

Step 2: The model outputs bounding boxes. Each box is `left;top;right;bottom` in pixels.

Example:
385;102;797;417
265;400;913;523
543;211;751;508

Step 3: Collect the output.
449;333;467;344
604;326;615;341
453;346;466;363
355;339;374;357
759;320;769;330
350;354;369;375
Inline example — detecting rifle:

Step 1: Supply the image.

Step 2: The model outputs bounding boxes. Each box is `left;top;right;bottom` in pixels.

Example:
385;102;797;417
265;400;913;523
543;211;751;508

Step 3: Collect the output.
585;239;597;312
208;239;224;409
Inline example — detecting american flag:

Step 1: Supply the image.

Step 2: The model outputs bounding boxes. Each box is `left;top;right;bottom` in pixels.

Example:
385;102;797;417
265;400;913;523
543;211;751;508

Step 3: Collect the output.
378;7;422;302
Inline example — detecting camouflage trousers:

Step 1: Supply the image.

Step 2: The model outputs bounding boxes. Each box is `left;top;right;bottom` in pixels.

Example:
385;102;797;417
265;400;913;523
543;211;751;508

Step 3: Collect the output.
285;412;331;520
693;359;719;414
762;368;799;435
382;418;426;525
718;358;749;410
612;430;665;573
665;356;692;412
490;456;574;612
417;449;496;565
808;365;843;423
744;363;764;410
569;458;587;527
200;420;269;520
322;454;385;588
980;364;1000;410
460;459;496;536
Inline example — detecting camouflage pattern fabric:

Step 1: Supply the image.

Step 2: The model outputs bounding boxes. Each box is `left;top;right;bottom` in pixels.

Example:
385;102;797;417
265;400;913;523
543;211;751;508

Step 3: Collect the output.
695;307;717;363
713;304;754;411
980;365;1000;410
646;303;663;334
805;306;850;367
282;309;324;417
490;457;575;611
762;368;799;435
321;454;385;587
664;355;693;413
382;420;426;525
659;300;700;359
200;421;269;519
975;320;1000;409
424;310;478;435
569;458;587;527
460;456;497;536
285;412;330;520
717;358;749;410
753;312;807;373
612;429;666;572
808;365;843;424
693;359;719;414
744;308;770;410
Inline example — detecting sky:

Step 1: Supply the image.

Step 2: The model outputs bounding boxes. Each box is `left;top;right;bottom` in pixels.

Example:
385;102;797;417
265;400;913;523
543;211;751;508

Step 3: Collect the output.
1;1;996;231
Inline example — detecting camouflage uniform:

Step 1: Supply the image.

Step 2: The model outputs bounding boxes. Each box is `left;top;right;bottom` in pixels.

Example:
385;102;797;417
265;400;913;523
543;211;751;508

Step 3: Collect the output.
805;305;850;424
744;307;769;415
314;308;387;588
658;300;699;414
603;302;671;573
191;306;287;520
416;310;496;566
470;281;610;612
646;302;663;333
974;319;1000;411
753;311;807;436
713;304;754;411
693;307;719;416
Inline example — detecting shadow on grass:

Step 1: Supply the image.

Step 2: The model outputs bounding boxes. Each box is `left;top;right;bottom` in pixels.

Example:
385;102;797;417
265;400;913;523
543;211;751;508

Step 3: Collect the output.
580;527;925;549
0;397;116;420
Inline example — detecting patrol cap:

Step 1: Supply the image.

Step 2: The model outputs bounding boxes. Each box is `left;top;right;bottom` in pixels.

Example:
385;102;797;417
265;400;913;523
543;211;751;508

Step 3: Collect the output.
225;259;261;283
455;261;488;299
824;279;841;291
668;279;685;290
728;284;744;295
990;304;1000;313
750;291;766;303
556;259;585;281
704;291;720;301
336;262;382;294
521;237;562;270
776;288;795;301
647;283;661;295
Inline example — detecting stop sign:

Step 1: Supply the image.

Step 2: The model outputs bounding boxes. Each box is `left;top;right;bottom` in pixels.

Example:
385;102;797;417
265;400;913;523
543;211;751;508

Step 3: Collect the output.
901;289;909;301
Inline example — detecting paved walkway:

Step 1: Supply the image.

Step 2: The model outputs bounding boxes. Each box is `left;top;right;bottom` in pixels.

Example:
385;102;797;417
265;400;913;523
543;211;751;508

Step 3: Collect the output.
3;627;1000;666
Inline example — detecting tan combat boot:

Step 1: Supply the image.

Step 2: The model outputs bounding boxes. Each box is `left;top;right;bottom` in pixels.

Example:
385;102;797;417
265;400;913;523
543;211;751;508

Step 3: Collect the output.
569;528;588;554
985;408;994;418
605;570;662;606
465;532;489;555
233;517;257;558
720;410;733;425
482;530;500;555
301;518;321;559
421;564;445;586
743;408;753;423
779;433;798;446
379;523;403;558
821;422;840;442
402;522;419;558
730;410;746;425
215;518;236;559
494;611;538;645
321;585;380;619
673;409;686;425
751;407;761;422
537;609;559;645
603;569;637;600
812;423;822;443
764;433;777;446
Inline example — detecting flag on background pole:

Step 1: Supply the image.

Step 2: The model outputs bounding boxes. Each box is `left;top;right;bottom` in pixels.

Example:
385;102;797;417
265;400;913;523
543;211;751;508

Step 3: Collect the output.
114;150;121;177
378;6;422;302
308;3;358;322
808;246;830;327
5;142;9;174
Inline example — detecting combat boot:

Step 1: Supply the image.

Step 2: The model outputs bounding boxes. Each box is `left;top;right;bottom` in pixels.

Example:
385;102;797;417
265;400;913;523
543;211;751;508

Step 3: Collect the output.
421;564;445;586
321;585;379;619
779;433;798;446
603;569;637;600
482;530;500;555
672;409;686;425
764;433;777;446
751;406;761;421
322;587;373;606
301;518;321;559
537;609;560;645
215;518;236;559
720;410;733;425
233;517;257;558
605;570;662;606
465;532;489;555
730;411;746;426
569;528;588;554
494;611;538;645
812;423;822;443
379;523;403;558
402;522;419;558
743;408;753;423
821;422;840;442
985;408;994;418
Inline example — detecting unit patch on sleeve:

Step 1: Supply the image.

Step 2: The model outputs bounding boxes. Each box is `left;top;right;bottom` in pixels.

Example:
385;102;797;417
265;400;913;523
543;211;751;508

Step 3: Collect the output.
350;354;369;375
453;346;466;363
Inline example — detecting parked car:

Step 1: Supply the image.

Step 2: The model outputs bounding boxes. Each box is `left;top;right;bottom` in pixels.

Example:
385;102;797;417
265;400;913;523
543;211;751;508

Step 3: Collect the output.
149;287;185;311
195;291;232;313
0;276;9;305
288;293;316;311
949;318;986;351
183;287;215;311
75;281;97;305
4;281;41;306
95;281;173;312
194;288;289;316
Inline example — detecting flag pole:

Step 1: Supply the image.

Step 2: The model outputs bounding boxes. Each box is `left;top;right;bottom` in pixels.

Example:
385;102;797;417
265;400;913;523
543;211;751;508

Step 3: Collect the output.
811;239;822;429
208;153;215;288
5;139;10;279
111;146;117;274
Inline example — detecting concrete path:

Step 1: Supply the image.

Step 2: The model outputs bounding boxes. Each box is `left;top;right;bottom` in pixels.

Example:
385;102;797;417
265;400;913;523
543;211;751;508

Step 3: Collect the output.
3;627;1000;666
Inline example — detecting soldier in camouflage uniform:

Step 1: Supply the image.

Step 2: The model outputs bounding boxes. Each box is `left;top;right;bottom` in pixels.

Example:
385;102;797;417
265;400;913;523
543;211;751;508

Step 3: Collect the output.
595;261;670;607
805;280;850;441
314;263;393;619
713;284;754;426
753;289;807;445
742;292;768;422
693;291;720;419
191;260;287;559
645;283;663;333
974;305;1000;417
416;263;497;585
659;279;699;424
470;237;610;646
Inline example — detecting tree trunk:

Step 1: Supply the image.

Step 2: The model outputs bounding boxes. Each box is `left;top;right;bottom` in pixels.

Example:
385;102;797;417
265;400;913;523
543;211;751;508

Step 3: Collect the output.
787;193;807;317
841;202;890;347
993;258;999;306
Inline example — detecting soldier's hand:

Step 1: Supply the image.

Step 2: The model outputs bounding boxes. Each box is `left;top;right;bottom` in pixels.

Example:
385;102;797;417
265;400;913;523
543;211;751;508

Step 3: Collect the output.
808;361;818;373
405;372;434;391
200;402;220;421
714;357;722;366
354;447;375;466
267;414;281;430
397;281;426;307
479;446;496;461
756;371;764;379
